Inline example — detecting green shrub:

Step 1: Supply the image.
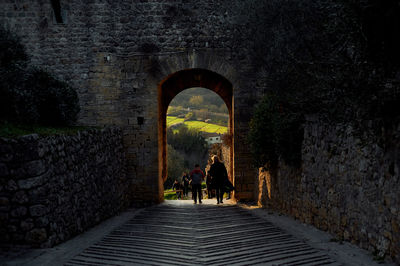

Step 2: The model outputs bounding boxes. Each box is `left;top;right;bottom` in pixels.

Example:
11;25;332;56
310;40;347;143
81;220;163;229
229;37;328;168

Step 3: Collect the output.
184;112;194;121
164;191;178;200
0;28;27;68
0;28;80;126
165;144;186;189
167;126;207;154
167;106;185;116
248;92;303;168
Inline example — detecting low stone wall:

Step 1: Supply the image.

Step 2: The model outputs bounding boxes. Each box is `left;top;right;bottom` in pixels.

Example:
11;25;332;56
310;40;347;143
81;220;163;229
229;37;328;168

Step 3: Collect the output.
0;127;130;248
257;117;400;263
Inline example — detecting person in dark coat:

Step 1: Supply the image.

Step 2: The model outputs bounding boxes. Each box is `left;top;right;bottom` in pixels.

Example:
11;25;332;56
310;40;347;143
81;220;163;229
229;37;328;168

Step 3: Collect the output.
206;172;213;199
182;172;190;197
189;164;205;204
225;177;234;199
208;155;228;204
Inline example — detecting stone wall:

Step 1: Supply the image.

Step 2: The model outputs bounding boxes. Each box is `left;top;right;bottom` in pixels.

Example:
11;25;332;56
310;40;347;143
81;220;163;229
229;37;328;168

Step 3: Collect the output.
0;128;130;248
0;0;261;203
221;144;232;182
257;117;400;263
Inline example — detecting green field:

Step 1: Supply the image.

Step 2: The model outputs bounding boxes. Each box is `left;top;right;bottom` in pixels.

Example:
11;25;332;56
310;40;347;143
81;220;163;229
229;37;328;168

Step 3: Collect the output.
167;116;227;134
167;116;184;126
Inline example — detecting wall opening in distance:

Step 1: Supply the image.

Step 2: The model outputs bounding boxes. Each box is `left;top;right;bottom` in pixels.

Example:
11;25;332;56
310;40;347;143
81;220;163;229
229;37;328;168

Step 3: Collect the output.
164;87;230;191
158;68;234;201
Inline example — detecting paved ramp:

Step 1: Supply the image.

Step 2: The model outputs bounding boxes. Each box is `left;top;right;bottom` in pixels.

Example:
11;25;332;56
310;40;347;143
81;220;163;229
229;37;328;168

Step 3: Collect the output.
66;201;340;266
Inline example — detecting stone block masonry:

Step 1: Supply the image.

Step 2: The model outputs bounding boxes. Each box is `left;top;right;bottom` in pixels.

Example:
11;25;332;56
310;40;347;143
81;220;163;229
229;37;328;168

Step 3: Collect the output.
257;117;400;264
0;0;260;204
0;127;130;248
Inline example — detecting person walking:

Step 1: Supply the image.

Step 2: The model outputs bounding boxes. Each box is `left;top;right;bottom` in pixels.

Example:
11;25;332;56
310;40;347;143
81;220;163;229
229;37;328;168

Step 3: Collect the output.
208;155;228;204
182;172;190;197
206;172;213;199
225;177;234;200
172;179;182;199
190;164;205;204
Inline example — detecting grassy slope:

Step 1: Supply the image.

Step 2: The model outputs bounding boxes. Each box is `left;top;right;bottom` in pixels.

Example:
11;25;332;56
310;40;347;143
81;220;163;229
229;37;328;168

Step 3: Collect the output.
167;116;185;126
167;116;227;134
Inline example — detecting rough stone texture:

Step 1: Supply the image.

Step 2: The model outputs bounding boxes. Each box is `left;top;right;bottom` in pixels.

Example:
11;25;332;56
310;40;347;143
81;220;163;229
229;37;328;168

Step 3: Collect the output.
3;1;397;261
221;144;233;182
257;117;400;264
0;0;259;203
0;128;129;248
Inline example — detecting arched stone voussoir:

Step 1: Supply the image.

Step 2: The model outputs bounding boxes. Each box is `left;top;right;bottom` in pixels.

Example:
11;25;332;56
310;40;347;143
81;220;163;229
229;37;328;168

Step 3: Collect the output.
148;49;238;88
190;49;238;85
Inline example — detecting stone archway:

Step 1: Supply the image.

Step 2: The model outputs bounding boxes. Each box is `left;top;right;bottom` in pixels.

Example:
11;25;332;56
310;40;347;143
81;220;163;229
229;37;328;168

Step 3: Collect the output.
158;68;234;201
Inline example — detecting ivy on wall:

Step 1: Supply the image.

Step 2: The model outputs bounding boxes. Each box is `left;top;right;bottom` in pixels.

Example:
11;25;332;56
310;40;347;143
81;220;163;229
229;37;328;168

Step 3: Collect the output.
246;0;400;168
248;92;303;168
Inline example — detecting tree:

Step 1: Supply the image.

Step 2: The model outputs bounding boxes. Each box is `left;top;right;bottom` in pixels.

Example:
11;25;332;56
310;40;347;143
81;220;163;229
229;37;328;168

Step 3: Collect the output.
167;105;184;116
189;95;204;107
166;144;185;189
184;112;194;121
219;104;227;113
167;126;207;153
194;109;209;120
167;126;208;172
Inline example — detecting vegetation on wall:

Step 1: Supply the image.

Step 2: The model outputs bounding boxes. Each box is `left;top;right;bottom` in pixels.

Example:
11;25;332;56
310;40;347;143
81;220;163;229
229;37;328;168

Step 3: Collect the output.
248;93;303;168
0;28;80;128
246;0;400;168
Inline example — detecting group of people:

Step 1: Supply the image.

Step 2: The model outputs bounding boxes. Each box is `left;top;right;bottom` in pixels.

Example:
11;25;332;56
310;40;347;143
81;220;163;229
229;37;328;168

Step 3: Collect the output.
171;155;234;204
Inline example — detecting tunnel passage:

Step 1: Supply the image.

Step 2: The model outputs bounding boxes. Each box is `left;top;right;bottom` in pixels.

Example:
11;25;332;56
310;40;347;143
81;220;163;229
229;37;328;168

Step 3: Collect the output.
158;68;234;199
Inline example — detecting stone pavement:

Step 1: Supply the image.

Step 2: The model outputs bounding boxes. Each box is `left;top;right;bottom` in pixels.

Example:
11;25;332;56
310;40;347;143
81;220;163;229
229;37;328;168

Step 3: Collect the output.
1;200;394;266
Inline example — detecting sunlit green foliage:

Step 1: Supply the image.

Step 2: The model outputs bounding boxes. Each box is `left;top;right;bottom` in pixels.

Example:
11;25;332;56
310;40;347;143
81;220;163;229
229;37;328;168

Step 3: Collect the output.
167;116;227;134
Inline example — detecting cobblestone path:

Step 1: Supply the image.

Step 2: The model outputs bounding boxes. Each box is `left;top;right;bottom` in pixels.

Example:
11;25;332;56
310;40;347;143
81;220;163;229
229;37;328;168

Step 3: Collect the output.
66;201;340;266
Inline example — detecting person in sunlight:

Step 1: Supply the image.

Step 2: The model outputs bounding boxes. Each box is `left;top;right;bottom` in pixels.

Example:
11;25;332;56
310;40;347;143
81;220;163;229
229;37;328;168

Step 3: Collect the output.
208;155;228;204
189;164;205;204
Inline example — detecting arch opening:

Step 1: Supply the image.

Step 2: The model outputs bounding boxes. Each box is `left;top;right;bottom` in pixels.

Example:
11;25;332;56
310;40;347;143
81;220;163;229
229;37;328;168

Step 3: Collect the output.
158;68;234;201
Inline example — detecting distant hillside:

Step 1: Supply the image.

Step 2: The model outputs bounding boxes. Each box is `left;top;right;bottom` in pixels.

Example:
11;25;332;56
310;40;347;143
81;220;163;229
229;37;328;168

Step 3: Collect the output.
169;87;228;114
167;116;227;134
